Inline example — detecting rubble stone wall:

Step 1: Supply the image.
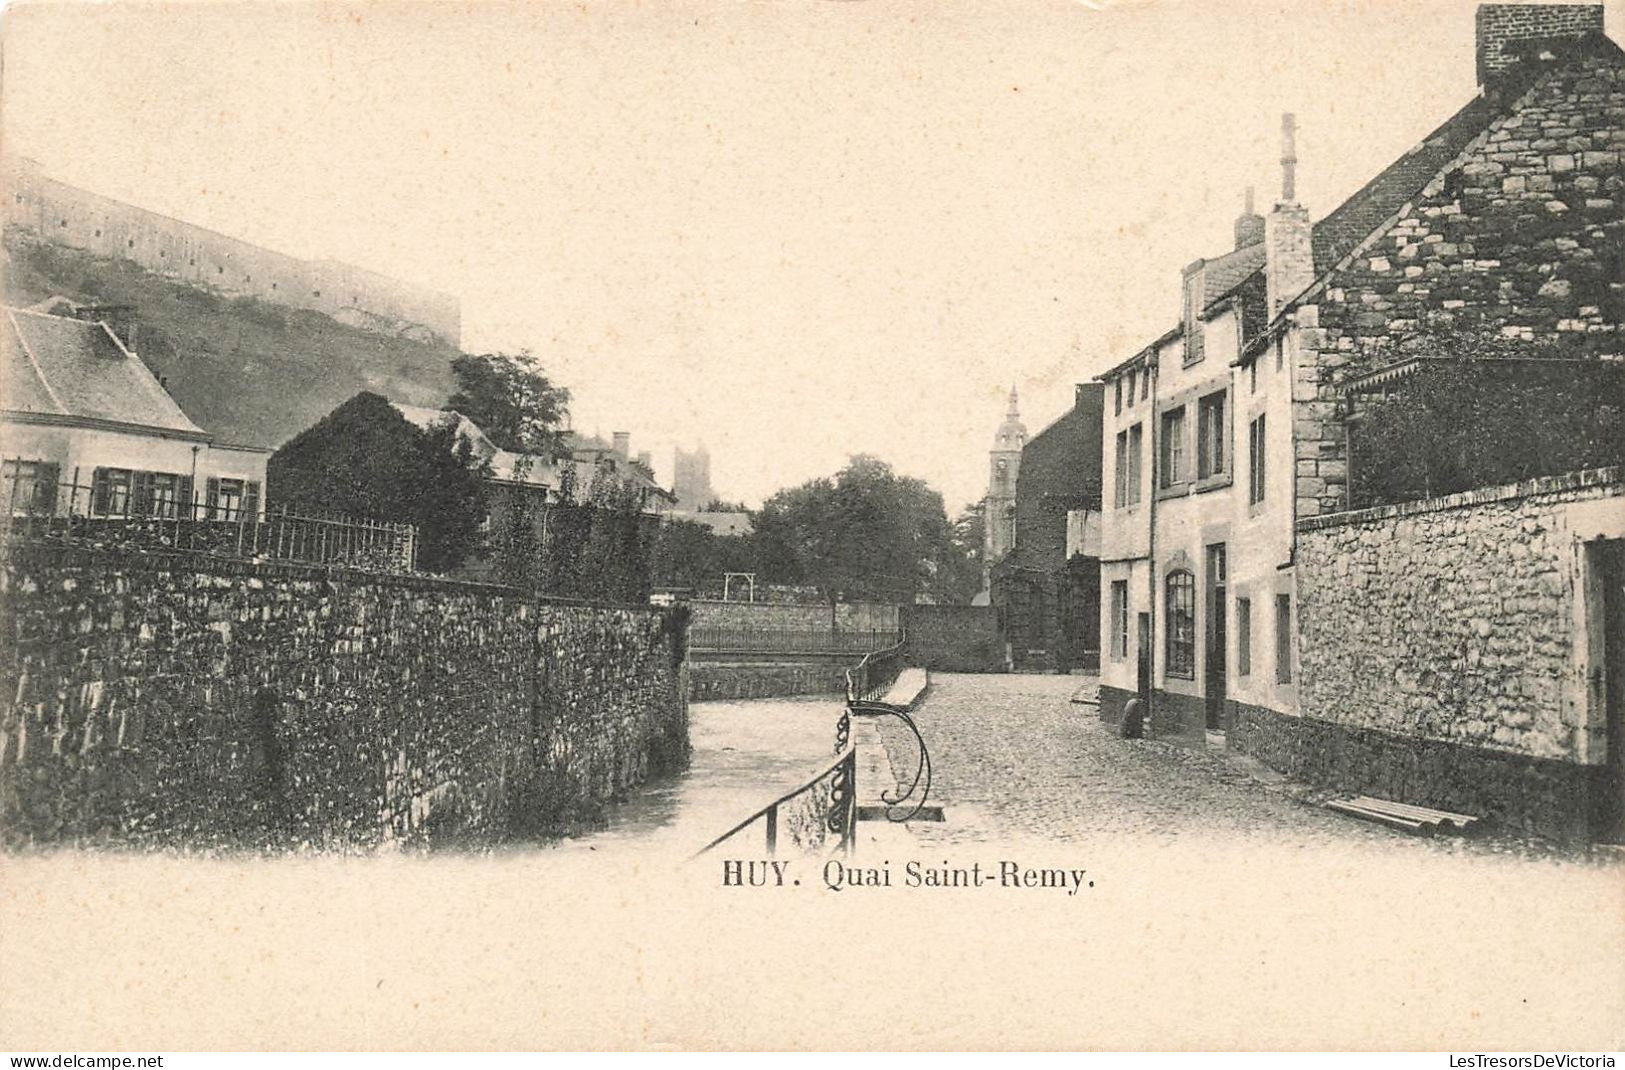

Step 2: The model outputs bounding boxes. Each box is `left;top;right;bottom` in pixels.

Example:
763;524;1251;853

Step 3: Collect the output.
0;544;688;850
1235;468;1624;841
1291;46;1624;519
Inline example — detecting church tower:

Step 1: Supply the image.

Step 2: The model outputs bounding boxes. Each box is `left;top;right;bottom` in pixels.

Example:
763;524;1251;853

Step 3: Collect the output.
982;386;1026;591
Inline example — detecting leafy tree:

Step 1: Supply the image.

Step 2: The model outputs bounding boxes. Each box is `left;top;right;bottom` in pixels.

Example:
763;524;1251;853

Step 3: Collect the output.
944;502;987;602
652;517;760;595
754;455;965;604
446;351;571;457
268;392;490;571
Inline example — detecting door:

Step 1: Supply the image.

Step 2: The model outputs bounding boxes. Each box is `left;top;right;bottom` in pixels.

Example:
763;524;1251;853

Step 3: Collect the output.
1597;540;1625;842
1205;543;1228;732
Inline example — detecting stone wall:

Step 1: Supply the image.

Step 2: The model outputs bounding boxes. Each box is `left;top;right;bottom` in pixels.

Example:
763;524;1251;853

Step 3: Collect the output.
687;662;847;702
1252;468;1624;841
689;599;900;634
1291;41;1624;519
903;604;1005;673
0;544;688;850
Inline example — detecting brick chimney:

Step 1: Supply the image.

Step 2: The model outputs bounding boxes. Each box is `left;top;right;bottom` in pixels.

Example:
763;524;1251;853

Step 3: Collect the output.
1234;186;1265;250
1476;4;1604;86
1265;114;1315;318
612;431;630;460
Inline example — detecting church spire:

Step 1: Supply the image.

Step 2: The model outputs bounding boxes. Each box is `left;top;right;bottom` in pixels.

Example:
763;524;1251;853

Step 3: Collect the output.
993;384;1027;450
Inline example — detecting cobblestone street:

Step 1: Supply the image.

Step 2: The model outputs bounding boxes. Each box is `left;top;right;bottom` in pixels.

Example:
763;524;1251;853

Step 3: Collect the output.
877;673;1566;856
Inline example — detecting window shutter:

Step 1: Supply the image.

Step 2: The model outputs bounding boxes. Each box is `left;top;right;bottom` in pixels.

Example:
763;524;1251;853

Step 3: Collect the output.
34;463;59;515
244;480;261;520
178;476;195;520
205;477;221;518
92;469;110;516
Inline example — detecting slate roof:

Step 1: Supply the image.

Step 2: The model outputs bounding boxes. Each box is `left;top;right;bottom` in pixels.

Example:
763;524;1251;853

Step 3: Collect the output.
1309;93;1499;275
1;307;206;436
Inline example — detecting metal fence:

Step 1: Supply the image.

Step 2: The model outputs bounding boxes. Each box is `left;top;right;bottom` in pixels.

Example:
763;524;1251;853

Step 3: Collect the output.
688;626;902;656
0;464;417;572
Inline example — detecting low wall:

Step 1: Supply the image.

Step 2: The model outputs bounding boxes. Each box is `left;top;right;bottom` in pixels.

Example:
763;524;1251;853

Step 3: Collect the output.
1238;468;1625;842
903;604;1005;672
688;662;847;702
0;543;689;850
690;599;899;634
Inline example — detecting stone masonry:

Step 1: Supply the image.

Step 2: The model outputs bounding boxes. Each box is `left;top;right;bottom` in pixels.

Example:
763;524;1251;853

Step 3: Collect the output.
0;543;689;850
1238;467;1624;841
1291;38;1624;519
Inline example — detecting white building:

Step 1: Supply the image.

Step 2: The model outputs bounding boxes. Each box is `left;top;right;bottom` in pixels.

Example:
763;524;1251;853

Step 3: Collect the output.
1;302;268;518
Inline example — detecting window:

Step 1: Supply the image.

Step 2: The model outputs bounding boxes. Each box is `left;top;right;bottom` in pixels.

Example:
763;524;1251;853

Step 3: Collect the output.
1160;407;1186;488
1237;597;1252;676
91;468;134;516
208;477;261;520
1165;570;1196;679
1275;593;1293;684
1110;581;1129;660
1126;370;1137;408
1125;423;1143;506
1141;370;1150;401
3;461;60;517
1275;337;1284;373
1249;360;1257;394
1114;378;1122;415
1114;431;1128;508
1197;391;1226;479
1248;414;1267;505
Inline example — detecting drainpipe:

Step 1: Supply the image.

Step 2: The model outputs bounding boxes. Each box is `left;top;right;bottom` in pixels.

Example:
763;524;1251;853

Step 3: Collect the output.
1145;359;1158;736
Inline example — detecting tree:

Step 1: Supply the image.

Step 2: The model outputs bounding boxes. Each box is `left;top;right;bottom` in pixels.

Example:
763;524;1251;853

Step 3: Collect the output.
446;351;571;457
268;392;490;572
944;502;987;603
754;455;964;604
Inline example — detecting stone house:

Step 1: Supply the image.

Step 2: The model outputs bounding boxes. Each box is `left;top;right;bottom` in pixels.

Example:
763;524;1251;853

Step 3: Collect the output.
989;383;1105;672
1096;3;1625;842
0;301;269;519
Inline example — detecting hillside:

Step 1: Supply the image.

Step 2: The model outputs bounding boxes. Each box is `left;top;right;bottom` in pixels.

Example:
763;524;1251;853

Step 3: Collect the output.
3;230;460;450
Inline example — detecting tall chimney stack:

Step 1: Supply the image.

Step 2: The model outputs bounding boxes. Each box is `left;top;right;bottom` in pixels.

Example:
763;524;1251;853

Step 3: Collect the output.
1280;113;1298;205
1475;4;1603;88
1265;113;1315;317
612;431;631;460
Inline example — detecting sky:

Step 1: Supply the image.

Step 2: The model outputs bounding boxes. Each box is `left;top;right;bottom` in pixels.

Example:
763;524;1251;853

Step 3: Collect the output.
3;0;1620;509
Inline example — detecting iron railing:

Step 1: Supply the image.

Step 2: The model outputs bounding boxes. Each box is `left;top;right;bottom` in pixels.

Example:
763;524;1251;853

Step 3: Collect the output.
844;635;905;704
689;626;901;656
693;746;857;858
696;629;930;857
0;465;417;572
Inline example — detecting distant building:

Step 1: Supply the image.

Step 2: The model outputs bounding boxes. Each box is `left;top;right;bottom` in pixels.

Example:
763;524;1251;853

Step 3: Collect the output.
0;300;269;518
390;407;676;516
672;443;716;510
989;383;1105;672
669;509;753;538
980;387;1025;597
5;157;460;345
